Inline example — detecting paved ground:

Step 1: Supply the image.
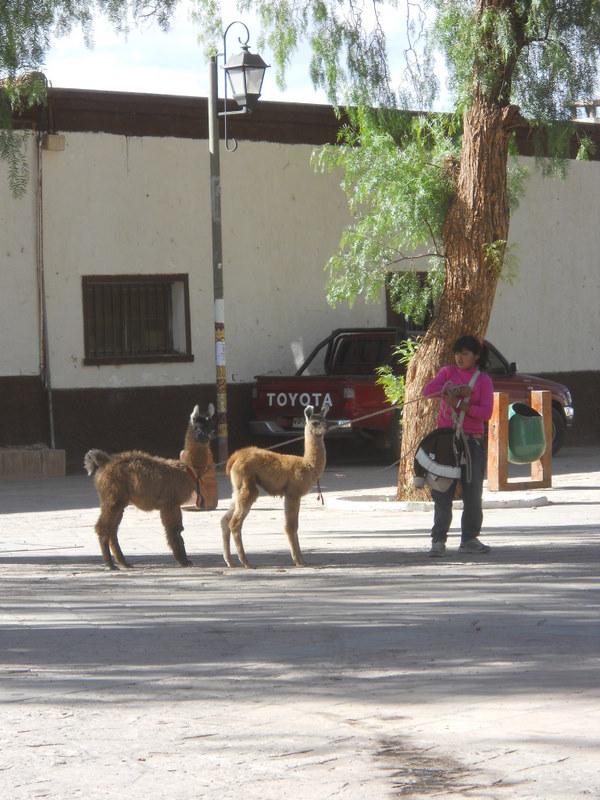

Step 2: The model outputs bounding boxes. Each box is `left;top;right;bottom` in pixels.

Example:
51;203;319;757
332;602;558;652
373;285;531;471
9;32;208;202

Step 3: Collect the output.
0;446;599;799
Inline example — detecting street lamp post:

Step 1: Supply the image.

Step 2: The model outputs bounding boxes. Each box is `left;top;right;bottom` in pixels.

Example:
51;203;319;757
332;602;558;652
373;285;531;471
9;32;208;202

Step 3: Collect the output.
208;21;268;464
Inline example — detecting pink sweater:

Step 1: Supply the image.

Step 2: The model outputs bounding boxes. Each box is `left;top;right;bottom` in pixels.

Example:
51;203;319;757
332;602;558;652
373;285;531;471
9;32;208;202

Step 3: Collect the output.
422;365;494;436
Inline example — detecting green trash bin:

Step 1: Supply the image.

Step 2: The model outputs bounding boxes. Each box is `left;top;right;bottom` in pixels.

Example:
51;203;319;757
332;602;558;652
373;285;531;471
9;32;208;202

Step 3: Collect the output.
508;402;547;464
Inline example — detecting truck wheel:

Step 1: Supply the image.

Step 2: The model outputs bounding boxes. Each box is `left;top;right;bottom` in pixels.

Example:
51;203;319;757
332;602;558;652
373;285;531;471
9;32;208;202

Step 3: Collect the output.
552;407;566;455
385;411;401;462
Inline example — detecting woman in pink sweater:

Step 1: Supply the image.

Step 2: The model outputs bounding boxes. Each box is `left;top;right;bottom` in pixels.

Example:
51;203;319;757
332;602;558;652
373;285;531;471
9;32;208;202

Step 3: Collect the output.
422;335;494;557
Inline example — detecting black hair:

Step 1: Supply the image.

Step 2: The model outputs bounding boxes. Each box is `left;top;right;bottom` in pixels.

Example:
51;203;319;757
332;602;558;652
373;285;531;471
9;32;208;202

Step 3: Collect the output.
452;335;489;371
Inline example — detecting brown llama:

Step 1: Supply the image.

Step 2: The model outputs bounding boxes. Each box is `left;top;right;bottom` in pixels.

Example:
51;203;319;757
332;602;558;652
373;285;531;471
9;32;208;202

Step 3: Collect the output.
84;404;217;570
220;403;330;568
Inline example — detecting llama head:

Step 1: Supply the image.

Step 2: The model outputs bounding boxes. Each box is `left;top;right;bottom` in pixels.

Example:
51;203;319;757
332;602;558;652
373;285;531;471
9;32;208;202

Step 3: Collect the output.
304;402;330;437
189;403;216;443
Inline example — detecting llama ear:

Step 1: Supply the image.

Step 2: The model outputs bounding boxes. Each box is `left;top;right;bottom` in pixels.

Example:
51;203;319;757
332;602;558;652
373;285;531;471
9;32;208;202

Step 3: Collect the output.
321;401;331;418
207;402;215;418
304;405;314;421
191;404;200;421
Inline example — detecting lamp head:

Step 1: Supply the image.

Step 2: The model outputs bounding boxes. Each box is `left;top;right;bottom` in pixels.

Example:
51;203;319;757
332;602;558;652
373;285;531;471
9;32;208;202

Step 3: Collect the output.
224;45;269;112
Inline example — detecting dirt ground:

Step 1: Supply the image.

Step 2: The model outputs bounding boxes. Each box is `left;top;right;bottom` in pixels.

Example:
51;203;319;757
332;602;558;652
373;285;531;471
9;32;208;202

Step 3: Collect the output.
1;447;599;799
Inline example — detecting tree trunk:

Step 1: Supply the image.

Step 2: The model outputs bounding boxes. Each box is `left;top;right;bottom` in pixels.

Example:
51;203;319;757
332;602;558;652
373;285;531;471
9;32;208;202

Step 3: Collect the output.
396;93;519;498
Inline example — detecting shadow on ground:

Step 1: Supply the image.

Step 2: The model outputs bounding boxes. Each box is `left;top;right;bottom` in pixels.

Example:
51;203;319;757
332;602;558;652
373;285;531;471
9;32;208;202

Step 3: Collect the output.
1;533;598;709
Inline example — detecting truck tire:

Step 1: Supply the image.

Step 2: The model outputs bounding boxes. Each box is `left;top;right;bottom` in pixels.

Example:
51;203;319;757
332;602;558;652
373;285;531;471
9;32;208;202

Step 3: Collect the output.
385;411;401;462
552;407;566;455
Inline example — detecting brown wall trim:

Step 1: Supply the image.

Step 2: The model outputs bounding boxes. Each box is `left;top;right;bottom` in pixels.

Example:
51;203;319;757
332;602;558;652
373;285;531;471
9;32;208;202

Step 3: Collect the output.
1;373;597;474
20;88;341;145
539;370;600;445
50;383;256;473
10;87;600;157
0;376;49;447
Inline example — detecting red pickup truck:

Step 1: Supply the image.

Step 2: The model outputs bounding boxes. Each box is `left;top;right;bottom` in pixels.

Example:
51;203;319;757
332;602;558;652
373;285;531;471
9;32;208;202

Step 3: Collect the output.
250;328;574;455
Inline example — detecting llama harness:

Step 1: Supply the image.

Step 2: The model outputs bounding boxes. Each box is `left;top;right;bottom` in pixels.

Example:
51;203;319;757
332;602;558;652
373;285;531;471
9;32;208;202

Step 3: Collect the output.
185;466;204;508
183;448;218;511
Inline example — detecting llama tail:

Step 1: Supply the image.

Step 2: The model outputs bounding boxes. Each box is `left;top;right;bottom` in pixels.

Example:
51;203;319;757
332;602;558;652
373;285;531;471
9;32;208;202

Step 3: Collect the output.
225;451;242;476
84;449;112;476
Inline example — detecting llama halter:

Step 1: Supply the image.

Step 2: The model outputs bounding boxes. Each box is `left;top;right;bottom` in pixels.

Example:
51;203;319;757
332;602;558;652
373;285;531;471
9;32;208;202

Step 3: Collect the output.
185;465;204;509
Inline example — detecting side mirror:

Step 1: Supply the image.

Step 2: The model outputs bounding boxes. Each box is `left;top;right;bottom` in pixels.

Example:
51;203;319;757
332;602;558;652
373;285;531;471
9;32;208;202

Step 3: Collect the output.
509;361;517;376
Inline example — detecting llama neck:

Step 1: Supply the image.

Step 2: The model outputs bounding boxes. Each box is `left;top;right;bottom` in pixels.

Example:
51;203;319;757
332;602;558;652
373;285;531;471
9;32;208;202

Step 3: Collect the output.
181;426;211;474
303;430;326;476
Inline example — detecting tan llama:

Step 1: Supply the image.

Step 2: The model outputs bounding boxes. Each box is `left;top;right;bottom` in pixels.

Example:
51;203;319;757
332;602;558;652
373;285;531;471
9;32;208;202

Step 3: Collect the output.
180;406;218;511
220;403;330;568
84;404;217;570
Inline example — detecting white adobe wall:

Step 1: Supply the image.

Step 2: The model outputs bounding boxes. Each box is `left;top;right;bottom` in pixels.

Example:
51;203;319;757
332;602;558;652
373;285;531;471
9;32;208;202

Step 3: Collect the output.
0;135;39;376
489;157;600;373
220;140;385;379
39;133;383;389
4;132;599;388
41;133;213;390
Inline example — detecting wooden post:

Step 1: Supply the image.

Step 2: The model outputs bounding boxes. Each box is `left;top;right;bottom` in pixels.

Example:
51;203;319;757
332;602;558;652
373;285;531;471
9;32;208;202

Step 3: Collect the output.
487;392;509;492
486;390;552;491
529;390;553;486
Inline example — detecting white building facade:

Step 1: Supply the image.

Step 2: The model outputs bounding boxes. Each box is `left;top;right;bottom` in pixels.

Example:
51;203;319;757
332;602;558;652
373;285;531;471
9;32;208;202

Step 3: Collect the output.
1;89;598;468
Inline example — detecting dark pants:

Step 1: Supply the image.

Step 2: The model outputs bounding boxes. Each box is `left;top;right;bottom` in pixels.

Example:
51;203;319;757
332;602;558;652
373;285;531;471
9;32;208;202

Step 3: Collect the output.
431;437;485;544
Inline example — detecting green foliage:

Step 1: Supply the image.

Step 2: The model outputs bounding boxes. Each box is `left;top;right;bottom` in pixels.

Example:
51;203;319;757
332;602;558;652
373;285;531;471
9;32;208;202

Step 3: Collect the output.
0;0;178;83
431;0;600;179
507;134;529;210
0;130;29;197
376;336;422;409
386;268;442;326
500;242;519;285
200;0;398;106
433;1;600;120
576;133;597;160
514;3;600;124
484;239;508;277
195;1;600;317
0;71;47;195
0;1;179;194
432;2;519;110
313;109;458;308
7;0;600;309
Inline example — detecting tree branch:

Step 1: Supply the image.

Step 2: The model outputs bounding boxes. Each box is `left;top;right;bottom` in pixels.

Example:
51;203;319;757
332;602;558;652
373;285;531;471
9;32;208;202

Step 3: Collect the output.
385;250;444;267
424;217;442;256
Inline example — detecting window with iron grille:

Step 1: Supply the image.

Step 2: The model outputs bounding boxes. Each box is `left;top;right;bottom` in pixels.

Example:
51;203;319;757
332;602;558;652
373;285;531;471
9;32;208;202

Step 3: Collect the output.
82;274;193;365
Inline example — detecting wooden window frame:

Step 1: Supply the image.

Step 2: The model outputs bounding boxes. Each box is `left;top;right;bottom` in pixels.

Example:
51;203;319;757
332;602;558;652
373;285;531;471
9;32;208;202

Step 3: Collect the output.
82;274;193;366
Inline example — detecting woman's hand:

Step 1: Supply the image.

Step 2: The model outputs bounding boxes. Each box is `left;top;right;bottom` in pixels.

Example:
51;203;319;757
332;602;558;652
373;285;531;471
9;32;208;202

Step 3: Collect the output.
443;384;471;410
442;388;461;410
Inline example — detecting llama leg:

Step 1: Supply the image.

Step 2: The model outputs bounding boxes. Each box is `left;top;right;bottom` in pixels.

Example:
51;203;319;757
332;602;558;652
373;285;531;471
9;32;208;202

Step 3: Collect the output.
220;504;235;567
160;506;192;567
229;485;258;568
95;504;126;570
109;531;132;569
284;495;305;566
